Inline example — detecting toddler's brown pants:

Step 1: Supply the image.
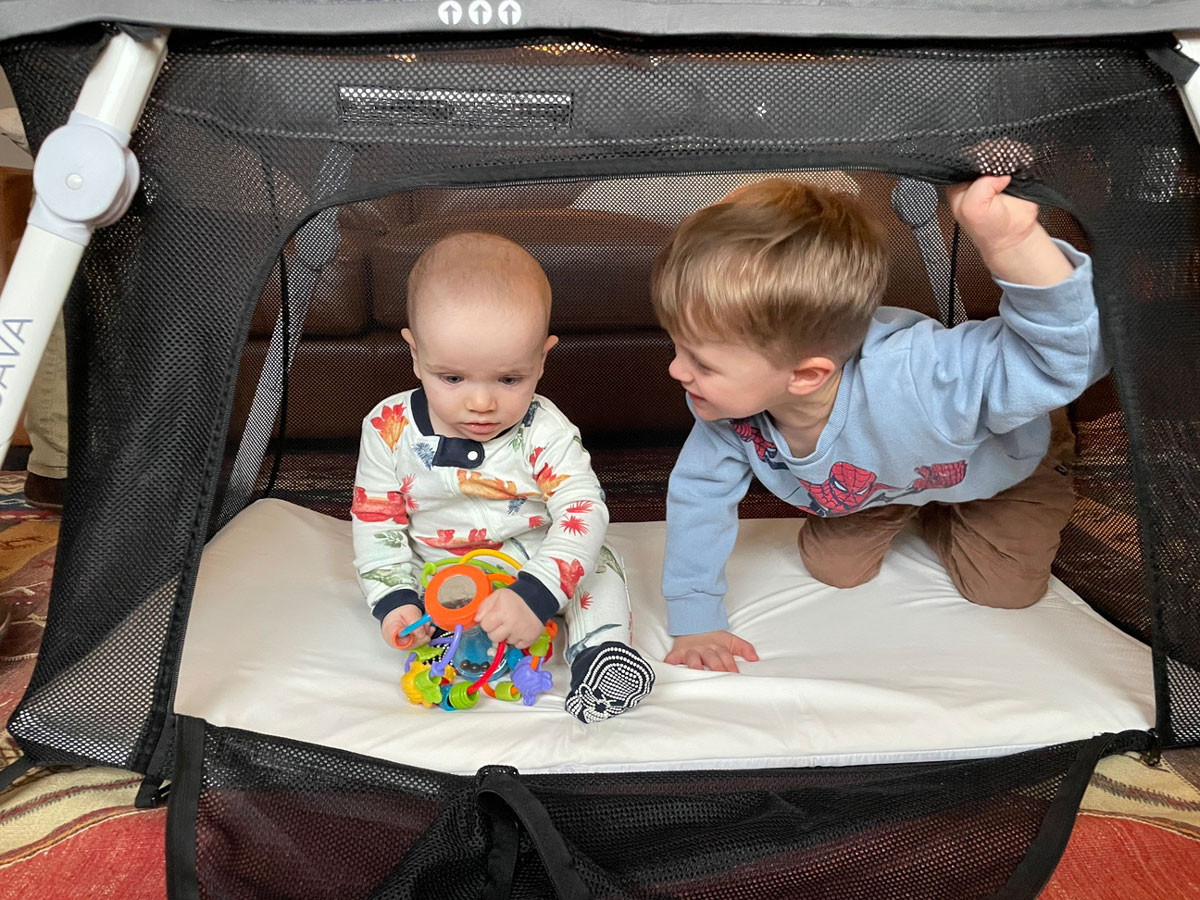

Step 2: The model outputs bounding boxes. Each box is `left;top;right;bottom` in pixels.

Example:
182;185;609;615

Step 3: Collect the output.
796;459;1076;609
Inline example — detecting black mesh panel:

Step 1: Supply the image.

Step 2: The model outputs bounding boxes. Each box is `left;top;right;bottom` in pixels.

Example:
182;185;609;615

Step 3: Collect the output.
169;719;1142;900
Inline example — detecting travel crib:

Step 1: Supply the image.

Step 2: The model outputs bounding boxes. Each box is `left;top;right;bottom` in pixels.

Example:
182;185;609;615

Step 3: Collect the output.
2;3;1200;897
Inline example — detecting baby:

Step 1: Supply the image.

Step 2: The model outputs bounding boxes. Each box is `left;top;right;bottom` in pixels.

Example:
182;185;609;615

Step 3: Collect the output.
351;231;655;722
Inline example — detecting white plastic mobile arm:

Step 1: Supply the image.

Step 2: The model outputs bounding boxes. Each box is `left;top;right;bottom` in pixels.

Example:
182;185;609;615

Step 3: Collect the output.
0;28;169;465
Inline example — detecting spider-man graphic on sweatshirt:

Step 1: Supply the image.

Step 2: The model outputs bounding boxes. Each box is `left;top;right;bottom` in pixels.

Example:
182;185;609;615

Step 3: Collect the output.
663;241;1109;636
731;419;970;514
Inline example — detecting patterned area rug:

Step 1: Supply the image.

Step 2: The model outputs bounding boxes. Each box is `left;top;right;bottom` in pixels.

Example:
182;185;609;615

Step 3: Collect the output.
0;471;1197;898
0;473;165;899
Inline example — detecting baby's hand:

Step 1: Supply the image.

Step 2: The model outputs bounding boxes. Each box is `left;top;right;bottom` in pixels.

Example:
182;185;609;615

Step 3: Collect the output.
380;603;431;650
475;588;545;649
665;631;759;673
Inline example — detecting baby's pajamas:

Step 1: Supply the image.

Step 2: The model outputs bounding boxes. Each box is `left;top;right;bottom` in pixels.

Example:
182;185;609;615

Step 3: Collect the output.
352;387;653;722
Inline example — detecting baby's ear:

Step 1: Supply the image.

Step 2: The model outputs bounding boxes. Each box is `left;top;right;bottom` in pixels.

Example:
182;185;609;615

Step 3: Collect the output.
402;328;420;379
543;334;559;356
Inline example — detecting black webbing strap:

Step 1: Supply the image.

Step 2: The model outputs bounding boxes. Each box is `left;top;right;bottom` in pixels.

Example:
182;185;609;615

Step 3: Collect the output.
476;765;590;900
0;755;34;792
135;712;177;808
165;716;204;900
992;731;1144;900
1146;39;1200;86
115;24;167;43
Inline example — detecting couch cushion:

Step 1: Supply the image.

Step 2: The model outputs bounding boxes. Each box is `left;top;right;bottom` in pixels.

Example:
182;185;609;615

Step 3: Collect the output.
249;238;371;338
230;332;411;441
362;172;1022;338
336;194;415;234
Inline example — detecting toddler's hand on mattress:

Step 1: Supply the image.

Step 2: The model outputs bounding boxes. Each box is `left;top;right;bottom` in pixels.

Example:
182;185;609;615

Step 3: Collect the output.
665;631;759;673
476;588;545;650
381;604;432;650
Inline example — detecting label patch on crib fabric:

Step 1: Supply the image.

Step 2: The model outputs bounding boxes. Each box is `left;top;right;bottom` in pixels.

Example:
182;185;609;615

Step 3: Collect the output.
337;86;570;130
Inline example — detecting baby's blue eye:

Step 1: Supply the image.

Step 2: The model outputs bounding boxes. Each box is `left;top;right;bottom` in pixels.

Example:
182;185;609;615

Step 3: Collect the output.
441;375;463;385
500;376;522;387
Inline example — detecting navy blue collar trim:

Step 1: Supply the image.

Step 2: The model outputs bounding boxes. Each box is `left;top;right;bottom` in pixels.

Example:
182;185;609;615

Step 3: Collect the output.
410;386;486;470
411;387;435;436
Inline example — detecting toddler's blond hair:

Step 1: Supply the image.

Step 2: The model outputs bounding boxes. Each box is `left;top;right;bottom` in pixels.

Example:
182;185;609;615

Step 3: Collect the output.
652;178;889;364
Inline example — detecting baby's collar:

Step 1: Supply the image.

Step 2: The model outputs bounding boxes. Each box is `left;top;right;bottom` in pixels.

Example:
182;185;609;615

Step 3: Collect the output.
410;387;515;470
409;387;437;437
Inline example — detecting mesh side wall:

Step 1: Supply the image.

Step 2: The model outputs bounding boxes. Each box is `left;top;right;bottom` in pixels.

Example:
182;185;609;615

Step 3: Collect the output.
170;719;1140;900
2;30;1197;770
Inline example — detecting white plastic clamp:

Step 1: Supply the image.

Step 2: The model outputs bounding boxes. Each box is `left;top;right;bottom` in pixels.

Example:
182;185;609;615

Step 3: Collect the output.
28;111;141;245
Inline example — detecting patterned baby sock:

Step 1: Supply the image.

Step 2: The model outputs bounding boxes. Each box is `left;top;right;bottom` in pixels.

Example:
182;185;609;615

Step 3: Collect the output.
564;641;655;724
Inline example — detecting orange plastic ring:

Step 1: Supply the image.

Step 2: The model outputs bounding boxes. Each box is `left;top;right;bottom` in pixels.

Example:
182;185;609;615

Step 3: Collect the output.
424;563;492;630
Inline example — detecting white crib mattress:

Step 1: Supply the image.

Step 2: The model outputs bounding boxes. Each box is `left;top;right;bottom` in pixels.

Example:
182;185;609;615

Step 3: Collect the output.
175;499;1154;775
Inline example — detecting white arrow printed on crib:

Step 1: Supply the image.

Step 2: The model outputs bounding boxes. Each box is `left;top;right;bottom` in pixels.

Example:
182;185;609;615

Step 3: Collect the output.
468;0;493;25
497;0;522;25
438;0;463;24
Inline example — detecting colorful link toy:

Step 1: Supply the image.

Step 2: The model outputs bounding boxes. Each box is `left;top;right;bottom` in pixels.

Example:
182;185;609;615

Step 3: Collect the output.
395;549;556;710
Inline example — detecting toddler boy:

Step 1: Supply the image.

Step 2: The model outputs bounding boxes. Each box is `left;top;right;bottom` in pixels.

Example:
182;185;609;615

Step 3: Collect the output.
352;231;655;721
653;175;1105;672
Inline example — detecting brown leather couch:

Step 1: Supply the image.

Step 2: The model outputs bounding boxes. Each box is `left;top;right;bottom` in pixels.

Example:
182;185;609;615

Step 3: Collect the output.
231;170;1025;456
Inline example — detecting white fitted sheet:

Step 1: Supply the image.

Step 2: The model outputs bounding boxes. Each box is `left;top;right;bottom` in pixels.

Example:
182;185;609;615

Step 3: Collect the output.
175;499;1154;775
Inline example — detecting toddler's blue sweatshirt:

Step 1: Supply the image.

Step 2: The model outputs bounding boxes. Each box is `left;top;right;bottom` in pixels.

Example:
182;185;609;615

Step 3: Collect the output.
663;240;1105;635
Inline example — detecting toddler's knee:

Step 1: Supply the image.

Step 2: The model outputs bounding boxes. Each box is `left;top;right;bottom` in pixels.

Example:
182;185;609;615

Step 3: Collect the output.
818;570;881;590
797;512;910;593
801;554;883;590
962;579;1046;610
